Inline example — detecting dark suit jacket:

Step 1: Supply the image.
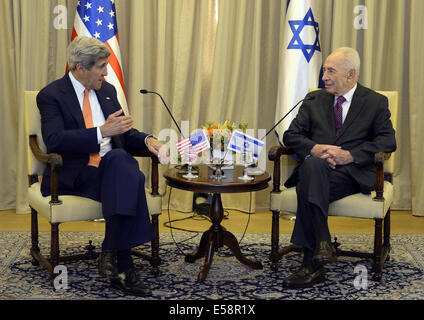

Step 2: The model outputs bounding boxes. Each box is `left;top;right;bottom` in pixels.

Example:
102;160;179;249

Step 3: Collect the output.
283;83;397;193
36;73;150;197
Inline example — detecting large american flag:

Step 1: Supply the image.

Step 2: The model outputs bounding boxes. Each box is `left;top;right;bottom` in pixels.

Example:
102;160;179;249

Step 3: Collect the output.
70;0;128;114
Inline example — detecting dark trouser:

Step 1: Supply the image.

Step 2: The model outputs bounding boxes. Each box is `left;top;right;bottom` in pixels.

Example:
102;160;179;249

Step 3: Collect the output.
290;157;360;263
74;149;154;272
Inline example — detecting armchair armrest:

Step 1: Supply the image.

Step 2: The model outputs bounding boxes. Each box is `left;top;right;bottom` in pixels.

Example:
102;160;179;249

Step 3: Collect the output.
29;135;63;204
268;145;294;161
374;152;392;201
268;146;295;192
268;145;393;202
131;149;160;196
28;135;162;202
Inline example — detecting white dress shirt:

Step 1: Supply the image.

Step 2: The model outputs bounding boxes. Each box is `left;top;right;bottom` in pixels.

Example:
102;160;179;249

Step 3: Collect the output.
334;83;357;123
68;71;112;157
68;72;159;160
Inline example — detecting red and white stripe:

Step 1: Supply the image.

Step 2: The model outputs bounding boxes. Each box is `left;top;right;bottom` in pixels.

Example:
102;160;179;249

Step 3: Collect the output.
70;7;129;115
176;137;192;154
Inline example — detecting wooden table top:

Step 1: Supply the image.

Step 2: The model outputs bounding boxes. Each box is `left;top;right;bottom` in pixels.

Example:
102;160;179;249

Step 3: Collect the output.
163;164;271;194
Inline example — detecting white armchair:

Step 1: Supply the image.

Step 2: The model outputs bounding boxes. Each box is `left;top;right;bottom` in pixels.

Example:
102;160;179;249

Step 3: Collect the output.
24;90;163;283
268;91;398;281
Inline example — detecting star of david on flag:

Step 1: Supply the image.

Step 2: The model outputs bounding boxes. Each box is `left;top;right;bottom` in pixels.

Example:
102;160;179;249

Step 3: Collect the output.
69;0;129;115
287;8;321;63
227;131;264;161
274;0;322;145
177;130;210;155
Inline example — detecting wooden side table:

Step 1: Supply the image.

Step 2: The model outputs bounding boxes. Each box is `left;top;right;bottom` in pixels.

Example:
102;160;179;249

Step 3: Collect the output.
163;164;271;282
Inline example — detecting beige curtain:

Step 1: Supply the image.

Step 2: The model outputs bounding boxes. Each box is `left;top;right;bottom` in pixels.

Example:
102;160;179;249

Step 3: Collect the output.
1;0;72;213
1;0;423;216
116;0;282;212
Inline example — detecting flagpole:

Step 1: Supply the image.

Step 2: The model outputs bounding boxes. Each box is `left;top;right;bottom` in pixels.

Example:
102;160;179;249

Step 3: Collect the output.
182;146;198;179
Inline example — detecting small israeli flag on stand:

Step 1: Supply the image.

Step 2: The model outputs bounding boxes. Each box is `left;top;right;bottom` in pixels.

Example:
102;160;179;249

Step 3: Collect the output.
228;131;265;160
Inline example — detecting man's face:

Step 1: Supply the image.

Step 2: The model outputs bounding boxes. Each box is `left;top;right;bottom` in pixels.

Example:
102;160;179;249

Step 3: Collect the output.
77;57;109;90
322;51;355;96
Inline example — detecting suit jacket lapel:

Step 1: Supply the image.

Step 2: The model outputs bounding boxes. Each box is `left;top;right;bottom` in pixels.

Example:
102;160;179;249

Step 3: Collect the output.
322;91;336;136
336;83;366;140
95;86;124;149
95;87;115;119
59;73;86;128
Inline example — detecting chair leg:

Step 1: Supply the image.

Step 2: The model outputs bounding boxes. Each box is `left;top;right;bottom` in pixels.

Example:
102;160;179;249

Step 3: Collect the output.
332;215;389;282
372;218;383;281
30;207;55;279
383;209;391;261
269;210;302;271
150;214;161;275
50;223;60;271
269;210;281;271
30;215;99;284
131;214;161;275
30;208;40;266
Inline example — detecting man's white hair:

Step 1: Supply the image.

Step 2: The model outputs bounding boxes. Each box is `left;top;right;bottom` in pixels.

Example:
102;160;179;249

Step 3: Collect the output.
334;47;361;81
67;36;111;71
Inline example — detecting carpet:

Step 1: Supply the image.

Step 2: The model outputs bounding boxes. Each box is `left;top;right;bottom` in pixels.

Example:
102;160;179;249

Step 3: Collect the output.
0;231;423;300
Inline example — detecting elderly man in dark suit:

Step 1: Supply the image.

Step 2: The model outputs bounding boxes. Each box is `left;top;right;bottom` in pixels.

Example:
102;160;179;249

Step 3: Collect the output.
282;47;397;288
36;36;166;296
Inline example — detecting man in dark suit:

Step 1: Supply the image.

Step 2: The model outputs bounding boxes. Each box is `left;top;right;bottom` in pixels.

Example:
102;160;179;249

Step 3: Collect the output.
282;47;396;288
37;36;167;296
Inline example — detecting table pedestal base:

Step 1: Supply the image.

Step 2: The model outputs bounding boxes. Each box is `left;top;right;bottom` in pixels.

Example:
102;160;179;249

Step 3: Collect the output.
184;193;263;282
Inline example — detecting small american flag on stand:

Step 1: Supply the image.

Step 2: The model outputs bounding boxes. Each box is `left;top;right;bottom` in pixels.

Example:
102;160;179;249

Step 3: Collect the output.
181;149;198;165
176;130;210;155
69;0;129;115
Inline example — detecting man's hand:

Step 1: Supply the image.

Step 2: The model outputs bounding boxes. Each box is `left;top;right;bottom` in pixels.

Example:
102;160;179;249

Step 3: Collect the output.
325;148;354;167
100;109;134;138
310;144;354;169
310;144;340;158
146;137;169;164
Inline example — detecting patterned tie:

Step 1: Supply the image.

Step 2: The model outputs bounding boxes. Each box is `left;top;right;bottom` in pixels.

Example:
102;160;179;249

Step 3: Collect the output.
334;95;346;136
82;88;101;167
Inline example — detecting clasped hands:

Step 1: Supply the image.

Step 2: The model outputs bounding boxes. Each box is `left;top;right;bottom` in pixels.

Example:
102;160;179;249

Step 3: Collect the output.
100;109;169;164
310;144;354;169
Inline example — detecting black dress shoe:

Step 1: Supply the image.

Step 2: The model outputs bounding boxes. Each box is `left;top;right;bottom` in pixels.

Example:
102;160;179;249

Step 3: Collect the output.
313;241;337;265
283;264;326;288
111;268;152;297
97;250;118;280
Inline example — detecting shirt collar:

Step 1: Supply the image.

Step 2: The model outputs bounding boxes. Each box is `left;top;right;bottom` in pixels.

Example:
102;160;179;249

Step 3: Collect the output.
336;83;357;103
68;71;88;97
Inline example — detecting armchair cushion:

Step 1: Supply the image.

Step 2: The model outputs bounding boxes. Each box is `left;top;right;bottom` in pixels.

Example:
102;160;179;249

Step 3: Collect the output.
28;182;162;224
28;182;102;223
270;180;393;220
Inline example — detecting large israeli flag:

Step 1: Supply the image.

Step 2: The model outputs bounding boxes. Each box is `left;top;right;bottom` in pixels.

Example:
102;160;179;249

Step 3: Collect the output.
274;0;322;144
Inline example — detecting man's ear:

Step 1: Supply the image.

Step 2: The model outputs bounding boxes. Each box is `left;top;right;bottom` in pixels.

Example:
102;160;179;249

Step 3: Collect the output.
75;62;86;73
347;68;356;81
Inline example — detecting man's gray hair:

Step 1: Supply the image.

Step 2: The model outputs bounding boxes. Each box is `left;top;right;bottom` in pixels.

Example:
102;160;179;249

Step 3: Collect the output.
335;47;361;81
67;36;111;71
